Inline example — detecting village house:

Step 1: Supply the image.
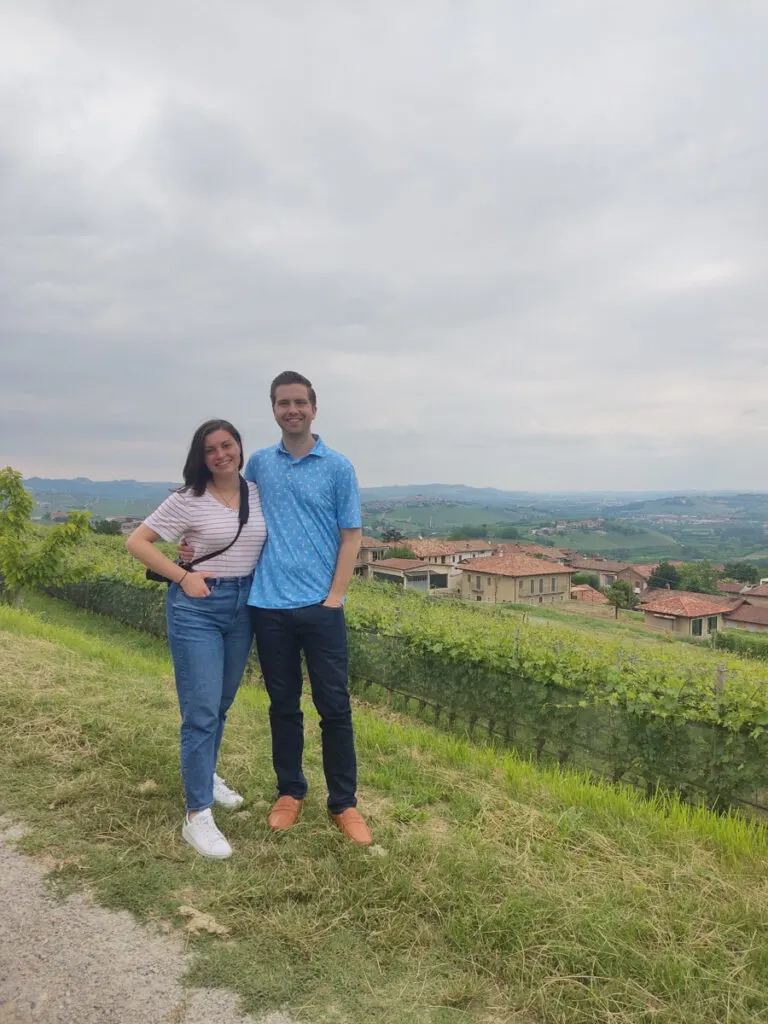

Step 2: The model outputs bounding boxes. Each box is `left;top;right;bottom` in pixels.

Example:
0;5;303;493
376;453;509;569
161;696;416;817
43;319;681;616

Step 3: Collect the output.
563;555;628;588
397;538;495;592
641;591;738;639
494;542;567;563
739;583;768;607
717;581;748;595
570;583;609;605
367;558;437;592
459;554;573;605
403;538;495;564
355;536;392;576
722;601;768;633
616;564;656;593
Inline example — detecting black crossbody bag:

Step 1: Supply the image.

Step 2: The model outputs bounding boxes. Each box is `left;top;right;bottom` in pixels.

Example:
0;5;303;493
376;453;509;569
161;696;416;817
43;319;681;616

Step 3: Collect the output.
145;476;250;585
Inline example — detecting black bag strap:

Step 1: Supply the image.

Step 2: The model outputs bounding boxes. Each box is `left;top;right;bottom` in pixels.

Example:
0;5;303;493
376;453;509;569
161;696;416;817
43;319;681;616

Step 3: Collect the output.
188;476;250;569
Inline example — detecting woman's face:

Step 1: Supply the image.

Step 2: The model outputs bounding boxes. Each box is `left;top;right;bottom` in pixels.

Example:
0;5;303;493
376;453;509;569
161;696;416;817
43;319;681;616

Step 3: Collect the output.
204;429;240;476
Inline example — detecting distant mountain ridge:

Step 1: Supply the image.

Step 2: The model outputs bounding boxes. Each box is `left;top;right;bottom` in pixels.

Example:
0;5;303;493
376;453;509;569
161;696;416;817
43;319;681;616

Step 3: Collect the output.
24;478;766;507
356;484;749;506
24;477;180;499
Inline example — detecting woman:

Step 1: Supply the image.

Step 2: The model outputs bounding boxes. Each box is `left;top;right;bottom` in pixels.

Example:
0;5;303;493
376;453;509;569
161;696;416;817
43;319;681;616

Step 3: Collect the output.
127;419;266;859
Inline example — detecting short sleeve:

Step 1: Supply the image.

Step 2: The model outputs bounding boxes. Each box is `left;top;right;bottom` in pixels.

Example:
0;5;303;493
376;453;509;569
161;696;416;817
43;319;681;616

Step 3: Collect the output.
335;460;362;529
144;492;192;542
244;454;258;485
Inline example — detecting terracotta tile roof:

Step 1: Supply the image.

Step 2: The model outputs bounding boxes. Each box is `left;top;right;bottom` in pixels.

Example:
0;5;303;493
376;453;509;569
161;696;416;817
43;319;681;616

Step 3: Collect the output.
571;584;609;604
360;536;390;549
744;583;768;598
724;602;768;626
642;591;738;618
459;554;572;578
566;556;629;574
495;542;565;561
372;558;429;571
718;581;747;595
403;539;493;558
626;564;656;578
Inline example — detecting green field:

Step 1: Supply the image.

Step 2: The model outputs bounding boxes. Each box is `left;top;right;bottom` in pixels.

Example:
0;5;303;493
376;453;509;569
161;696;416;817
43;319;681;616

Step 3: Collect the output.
534;527;680;557
2;596;768;1023
33;496;162;520
363;502;523;536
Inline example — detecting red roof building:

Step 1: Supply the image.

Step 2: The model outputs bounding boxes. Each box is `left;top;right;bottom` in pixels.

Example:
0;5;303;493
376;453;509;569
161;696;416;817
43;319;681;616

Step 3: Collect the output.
723;602;768;631
571;584;609;605
459;554;572;606
642;590;739;639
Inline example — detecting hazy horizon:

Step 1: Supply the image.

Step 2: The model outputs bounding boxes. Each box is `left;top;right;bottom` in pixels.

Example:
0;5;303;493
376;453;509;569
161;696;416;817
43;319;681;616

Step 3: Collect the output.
19;474;768;500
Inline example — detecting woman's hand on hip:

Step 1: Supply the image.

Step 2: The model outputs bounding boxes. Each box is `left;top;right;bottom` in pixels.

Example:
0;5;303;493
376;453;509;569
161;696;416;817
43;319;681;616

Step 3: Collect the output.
180;572;215;598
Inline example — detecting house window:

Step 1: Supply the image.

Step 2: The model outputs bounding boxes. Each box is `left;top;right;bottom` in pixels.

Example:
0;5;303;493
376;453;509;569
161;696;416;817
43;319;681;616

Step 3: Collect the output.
441;556;446;564
487;576;492;584
707;616;718;634
691;618;703;637
538;597;543;604
605;575;615;585
551;577;557;592
530;579;535;594
539;578;544;593
476;595;482;602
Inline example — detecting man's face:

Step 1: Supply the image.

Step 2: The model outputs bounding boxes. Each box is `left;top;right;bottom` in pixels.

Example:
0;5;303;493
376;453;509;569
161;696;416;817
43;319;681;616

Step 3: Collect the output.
273;383;316;436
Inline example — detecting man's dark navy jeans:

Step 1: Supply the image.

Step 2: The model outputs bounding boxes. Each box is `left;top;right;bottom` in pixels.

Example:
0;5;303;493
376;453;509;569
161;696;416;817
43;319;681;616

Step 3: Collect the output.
250;603;357;814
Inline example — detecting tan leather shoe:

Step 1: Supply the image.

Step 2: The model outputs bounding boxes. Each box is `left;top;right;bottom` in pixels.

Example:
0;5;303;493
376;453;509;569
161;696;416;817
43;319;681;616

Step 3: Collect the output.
267;796;303;831
331;808;372;846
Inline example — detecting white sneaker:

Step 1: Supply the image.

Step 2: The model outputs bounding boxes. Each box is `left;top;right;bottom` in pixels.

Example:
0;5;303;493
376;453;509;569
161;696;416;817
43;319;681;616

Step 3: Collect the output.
182;808;232;859
213;773;244;809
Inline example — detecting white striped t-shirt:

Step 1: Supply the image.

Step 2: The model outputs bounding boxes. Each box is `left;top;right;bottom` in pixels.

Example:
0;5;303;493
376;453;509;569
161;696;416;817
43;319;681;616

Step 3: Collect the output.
144;482;267;577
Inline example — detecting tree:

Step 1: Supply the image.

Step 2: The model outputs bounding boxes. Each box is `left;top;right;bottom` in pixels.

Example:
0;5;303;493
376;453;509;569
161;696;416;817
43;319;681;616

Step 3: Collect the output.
382;527;404;543
91;519;122;536
0;467;91;606
494;525;520;540
447;526;487;540
676;561;720;594
723;561;760;585
605;579;637;618
647;561;679;590
572;572;601;589
387;545;419;559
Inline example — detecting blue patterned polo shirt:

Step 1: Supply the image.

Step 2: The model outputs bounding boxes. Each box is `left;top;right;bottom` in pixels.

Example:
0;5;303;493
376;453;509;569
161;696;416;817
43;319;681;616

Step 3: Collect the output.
245;436;362;609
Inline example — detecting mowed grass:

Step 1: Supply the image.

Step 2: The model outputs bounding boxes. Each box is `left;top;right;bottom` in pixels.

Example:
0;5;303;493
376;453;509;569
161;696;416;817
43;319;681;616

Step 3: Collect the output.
2;599;768;1023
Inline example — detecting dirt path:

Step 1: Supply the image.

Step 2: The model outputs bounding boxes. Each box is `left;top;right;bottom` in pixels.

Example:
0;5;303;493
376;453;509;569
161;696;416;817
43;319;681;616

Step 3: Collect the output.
0;823;296;1024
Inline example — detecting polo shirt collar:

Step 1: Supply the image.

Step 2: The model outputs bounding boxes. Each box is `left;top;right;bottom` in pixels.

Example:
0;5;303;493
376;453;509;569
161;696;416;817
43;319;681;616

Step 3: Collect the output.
277;435;327;460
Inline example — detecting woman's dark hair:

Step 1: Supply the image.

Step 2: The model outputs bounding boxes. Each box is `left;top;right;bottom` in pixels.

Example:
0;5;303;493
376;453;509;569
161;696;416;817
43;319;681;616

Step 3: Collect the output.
181;419;244;496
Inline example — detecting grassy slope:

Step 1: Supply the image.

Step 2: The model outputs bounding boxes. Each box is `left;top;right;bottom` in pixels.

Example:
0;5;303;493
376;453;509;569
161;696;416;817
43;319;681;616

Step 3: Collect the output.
2;597;768;1024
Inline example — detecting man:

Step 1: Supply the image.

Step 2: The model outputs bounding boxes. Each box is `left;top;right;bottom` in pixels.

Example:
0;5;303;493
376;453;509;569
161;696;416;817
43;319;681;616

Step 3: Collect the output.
185;371;370;845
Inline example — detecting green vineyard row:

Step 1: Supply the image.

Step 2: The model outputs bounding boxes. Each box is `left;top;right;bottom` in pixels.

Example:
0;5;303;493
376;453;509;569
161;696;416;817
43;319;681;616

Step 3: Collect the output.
36;535;768;809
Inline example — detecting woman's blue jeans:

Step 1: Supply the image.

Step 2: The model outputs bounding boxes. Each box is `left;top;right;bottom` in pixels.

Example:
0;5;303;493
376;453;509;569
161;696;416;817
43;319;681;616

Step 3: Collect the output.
166;575;254;812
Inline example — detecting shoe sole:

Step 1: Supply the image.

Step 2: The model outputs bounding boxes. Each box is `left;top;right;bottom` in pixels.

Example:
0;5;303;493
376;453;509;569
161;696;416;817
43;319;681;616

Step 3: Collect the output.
181;828;233;859
214;796;244;809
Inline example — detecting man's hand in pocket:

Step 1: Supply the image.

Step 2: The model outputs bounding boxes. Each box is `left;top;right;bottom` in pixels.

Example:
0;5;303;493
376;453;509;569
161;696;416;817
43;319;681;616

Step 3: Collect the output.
178;536;195;563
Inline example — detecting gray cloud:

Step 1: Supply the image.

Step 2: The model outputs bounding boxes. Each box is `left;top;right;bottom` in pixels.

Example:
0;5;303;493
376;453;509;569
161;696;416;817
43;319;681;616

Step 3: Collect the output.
1;0;767;489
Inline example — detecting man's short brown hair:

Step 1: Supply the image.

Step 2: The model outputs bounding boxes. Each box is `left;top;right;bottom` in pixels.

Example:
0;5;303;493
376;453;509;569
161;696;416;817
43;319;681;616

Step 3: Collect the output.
270;370;317;408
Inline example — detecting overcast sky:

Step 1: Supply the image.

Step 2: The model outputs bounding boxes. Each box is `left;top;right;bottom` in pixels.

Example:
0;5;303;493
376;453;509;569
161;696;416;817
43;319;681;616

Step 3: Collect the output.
1;1;766;491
